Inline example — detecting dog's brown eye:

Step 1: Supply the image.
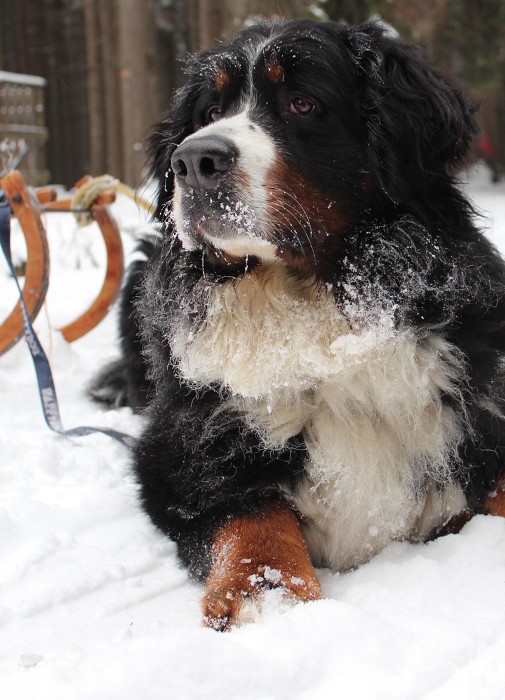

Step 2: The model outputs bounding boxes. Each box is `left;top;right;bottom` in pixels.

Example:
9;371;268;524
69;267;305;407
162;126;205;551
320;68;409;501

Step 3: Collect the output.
207;106;222;123
289;97;316;115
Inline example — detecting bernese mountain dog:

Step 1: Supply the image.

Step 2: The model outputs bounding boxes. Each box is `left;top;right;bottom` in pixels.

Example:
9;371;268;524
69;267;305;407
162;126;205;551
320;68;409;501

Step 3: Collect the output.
91;19;505;630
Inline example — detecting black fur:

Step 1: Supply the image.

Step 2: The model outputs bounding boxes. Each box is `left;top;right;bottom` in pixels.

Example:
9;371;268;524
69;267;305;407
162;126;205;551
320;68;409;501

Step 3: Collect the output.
91;20;505;581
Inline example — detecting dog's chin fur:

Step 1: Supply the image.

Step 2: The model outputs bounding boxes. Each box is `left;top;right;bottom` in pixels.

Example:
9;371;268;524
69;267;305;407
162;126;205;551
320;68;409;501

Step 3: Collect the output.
91;19;505;595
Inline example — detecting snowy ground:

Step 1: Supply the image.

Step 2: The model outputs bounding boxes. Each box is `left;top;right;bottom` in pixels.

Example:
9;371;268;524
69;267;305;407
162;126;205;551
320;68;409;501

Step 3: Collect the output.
1;168;505;700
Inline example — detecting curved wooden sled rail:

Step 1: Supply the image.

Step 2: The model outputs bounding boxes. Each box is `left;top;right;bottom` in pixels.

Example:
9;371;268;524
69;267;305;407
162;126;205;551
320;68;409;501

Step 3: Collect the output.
0;170;124;355
0;171;50;355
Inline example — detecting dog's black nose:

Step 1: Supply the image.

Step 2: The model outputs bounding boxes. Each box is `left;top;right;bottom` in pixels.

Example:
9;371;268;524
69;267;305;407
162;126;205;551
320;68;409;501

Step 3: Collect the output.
171;136;237;190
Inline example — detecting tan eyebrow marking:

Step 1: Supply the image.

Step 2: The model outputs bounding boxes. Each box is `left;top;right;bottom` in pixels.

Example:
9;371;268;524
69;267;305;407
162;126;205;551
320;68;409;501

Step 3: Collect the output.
265;61;285;84
215;68;230;91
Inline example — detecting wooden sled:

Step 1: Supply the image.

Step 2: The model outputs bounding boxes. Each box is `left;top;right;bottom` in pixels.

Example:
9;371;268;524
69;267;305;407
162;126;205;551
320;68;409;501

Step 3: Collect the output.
0;170;124;355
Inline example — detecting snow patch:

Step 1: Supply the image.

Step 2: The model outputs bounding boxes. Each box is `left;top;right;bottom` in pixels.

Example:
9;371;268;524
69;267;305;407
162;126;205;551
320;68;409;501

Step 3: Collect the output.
1;168;505;698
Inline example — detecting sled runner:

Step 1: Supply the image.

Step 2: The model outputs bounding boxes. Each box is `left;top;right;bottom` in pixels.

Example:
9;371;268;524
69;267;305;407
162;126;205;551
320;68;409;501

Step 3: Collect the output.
0;170;124;354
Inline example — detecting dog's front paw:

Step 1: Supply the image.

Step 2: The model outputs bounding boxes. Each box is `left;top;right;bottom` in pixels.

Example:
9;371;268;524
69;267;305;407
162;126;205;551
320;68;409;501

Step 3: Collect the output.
202;504;322;631
203;565;322;631
202;583;258;632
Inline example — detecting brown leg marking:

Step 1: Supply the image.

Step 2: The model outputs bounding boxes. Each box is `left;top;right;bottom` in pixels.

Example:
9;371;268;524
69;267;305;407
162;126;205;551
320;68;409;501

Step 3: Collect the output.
484;478;505;517
202;502;322;631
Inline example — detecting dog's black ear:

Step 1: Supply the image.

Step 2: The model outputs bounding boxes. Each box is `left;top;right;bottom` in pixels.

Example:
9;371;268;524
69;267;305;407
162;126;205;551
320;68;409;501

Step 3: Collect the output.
146;83;198;222
350;23;480;204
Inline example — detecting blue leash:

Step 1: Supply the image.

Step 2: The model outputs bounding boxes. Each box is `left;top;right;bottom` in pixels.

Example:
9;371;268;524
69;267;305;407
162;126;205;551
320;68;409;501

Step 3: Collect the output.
0;194;135;450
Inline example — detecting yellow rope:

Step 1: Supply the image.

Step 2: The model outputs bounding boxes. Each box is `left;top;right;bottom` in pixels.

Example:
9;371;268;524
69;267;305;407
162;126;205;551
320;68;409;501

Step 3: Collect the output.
71;174;156;226
114;181;156;218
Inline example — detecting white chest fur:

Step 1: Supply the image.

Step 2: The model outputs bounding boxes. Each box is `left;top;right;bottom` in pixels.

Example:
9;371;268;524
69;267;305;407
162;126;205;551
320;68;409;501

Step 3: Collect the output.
170;264;468;571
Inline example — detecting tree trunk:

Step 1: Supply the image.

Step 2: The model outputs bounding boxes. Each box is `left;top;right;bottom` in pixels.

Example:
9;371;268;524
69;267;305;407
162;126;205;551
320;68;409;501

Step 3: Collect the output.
83;0;105;176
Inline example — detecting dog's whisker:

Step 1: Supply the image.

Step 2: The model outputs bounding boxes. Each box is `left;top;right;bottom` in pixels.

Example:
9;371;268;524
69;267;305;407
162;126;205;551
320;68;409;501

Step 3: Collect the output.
268;188;318;260
266;195;314;254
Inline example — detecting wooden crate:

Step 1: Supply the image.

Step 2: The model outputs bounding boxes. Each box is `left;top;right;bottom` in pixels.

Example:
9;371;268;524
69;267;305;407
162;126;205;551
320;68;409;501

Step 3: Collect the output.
0;70;49;186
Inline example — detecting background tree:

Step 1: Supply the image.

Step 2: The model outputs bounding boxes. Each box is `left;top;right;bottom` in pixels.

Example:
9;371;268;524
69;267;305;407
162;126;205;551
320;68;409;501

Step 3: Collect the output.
1;0;503;185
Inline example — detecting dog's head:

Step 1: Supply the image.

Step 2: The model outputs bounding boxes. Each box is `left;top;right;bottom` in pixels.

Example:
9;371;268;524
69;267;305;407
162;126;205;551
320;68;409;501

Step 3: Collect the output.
148;20;478;277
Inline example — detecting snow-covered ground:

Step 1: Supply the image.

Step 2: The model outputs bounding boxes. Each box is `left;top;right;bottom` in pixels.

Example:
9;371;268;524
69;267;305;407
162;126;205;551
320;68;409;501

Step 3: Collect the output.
1;167;505;700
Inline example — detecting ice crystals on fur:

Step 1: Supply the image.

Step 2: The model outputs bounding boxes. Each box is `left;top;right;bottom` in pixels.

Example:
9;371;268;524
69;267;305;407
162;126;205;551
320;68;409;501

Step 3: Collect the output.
99;19;505;592
139;214;474;571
